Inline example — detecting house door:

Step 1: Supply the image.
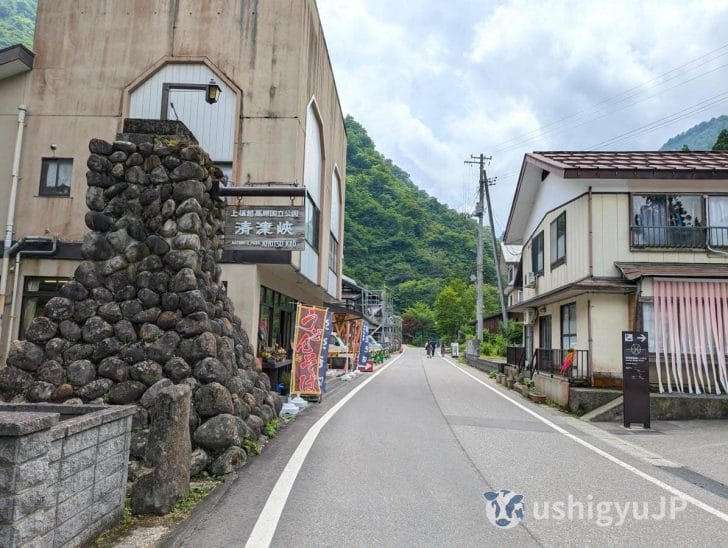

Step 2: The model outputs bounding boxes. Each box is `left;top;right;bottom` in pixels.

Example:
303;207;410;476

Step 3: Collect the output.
538;316;552;371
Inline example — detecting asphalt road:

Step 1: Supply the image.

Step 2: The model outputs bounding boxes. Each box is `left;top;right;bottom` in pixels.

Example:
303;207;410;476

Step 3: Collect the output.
165;348;728;547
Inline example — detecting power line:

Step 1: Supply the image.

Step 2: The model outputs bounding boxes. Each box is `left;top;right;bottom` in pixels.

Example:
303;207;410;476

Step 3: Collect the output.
491;42;728;154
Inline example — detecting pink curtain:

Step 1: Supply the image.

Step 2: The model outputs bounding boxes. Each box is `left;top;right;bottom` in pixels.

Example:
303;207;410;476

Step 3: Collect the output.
653;280;728;394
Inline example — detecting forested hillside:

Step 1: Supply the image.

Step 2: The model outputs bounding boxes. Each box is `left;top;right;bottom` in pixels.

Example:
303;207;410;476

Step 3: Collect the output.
343;116;496;312
0;0;36;49
660;115;728;151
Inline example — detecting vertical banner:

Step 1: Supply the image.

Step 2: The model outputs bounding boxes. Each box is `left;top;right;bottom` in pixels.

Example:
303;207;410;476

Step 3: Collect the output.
357;323;370;371
349;319;364;359
318;312;332;394
291;304;328;396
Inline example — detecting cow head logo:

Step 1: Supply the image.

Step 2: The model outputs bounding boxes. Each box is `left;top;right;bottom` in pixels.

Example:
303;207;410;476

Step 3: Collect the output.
483;489;525;529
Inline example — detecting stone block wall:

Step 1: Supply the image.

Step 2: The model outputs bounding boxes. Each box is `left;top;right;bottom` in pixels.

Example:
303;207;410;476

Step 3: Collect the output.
0;121;283;476
0;404;134;547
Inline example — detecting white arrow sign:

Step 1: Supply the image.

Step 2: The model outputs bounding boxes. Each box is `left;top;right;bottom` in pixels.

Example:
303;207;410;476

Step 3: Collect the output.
637;334;647;342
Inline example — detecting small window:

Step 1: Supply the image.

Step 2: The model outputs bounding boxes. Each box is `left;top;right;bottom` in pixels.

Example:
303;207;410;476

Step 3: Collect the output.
40;158;73;196
329;234;339;272
531;231;544;275
20;277;70;339
560;302;577;350
305;196;320;251
550;212;566;267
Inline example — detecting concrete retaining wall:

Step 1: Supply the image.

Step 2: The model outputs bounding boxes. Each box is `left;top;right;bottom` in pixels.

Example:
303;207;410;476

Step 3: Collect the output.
464;356;503;374
568;388;622;414
533;373;570;406
584;393;728;422
0;403;134;547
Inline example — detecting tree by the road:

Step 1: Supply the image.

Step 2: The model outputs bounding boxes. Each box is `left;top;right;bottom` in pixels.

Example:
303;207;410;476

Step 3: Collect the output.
434;278;475;341
713;129;728;150
402;302;437;345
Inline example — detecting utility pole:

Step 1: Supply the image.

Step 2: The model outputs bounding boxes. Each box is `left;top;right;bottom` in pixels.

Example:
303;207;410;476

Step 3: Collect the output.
465;154;489;342
484;172;508;325
465;154;508;341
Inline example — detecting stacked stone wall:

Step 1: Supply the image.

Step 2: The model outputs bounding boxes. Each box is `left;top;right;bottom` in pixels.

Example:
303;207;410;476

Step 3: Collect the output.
0;132;282;475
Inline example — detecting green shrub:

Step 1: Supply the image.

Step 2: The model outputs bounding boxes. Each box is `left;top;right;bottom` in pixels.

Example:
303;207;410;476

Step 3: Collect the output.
480;332;507;357
265;419;280;438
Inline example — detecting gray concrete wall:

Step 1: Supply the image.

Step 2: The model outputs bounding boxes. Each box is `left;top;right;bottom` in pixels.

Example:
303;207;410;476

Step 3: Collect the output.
533;373;570;406
0;404;134;547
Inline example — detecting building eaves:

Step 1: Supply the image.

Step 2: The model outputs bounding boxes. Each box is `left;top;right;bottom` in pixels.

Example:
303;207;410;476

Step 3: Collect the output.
529;151;728;180
0;44;34;81
508;276;636;312
615;262;728;281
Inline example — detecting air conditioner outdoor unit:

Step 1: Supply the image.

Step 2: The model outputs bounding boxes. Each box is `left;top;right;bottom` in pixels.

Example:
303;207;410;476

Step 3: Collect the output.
523;308;538;325
524;271;536;288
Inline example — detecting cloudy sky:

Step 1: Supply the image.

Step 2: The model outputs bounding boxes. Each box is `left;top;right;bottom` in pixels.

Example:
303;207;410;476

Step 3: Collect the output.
317;0;728;234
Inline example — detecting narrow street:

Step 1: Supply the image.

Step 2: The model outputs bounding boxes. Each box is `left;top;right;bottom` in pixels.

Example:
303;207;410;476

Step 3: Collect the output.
166;349;728;547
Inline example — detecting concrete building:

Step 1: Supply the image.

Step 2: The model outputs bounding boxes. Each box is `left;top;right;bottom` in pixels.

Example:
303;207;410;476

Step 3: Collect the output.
0;0;346;362
505;151;728;396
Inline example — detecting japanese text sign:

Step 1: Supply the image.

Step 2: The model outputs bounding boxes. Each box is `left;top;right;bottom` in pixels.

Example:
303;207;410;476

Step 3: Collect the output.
291;304;329;395
224;205;305;251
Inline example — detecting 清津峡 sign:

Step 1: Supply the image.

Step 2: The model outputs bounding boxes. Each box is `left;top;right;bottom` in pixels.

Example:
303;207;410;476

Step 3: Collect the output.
223;205;305;250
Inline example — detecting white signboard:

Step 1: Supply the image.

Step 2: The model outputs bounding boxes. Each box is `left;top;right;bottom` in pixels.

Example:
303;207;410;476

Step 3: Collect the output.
224;205;305;251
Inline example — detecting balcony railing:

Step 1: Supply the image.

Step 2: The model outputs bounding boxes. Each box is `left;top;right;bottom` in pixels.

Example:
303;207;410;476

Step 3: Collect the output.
630;225;721;249
535;348;590;385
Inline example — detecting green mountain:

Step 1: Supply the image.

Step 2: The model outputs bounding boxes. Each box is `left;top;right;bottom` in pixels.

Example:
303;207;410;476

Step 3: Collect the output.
343;115;495;312
659;115;728;151
0;0;36;50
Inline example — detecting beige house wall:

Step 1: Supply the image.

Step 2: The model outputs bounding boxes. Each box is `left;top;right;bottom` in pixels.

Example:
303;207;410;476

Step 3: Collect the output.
532;293;627;376
589;293;629;375
0;0;346;353
521;196;590;300
592;191;728;278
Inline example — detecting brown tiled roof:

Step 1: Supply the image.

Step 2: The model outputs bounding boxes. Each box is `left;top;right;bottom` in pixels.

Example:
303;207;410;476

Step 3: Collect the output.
527;151;728;179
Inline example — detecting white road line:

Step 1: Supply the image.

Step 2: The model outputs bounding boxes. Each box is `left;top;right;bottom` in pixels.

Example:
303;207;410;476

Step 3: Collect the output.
444;358;728;524
245;352;405;548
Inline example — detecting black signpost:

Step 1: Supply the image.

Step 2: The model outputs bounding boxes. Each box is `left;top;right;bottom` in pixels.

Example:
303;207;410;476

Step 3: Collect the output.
622;331;650;429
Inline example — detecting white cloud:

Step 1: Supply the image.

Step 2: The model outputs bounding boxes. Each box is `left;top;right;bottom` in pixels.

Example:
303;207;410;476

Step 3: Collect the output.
318;0;728;216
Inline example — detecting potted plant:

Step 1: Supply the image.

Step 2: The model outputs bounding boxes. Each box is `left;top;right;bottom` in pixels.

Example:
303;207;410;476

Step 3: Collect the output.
279;371;291;396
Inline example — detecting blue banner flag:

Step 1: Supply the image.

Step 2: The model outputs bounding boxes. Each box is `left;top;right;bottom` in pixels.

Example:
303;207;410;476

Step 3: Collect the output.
357;323;369;369
318;311;332;393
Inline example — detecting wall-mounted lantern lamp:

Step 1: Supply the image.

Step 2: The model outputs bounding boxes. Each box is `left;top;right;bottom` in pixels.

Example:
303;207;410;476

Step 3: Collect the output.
205;79;222;104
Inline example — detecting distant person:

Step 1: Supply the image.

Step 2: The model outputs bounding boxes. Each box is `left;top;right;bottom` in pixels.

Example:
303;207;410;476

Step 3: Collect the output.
425;341;432;358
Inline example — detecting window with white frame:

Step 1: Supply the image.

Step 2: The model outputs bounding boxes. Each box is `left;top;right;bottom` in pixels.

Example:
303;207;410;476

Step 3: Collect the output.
707;196;728;247
531;231;544;275
550;212;566;267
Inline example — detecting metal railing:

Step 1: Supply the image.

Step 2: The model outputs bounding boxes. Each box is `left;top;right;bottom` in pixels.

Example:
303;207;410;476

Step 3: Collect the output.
506;346;525;369
630;225;707;249
535;348;590;385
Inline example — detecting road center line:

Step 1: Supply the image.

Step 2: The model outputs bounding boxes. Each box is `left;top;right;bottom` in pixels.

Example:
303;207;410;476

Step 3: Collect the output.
245;352;405;548
444;358;728;524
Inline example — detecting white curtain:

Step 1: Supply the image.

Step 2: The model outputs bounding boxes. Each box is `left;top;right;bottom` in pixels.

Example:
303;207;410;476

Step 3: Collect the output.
652;280;728;394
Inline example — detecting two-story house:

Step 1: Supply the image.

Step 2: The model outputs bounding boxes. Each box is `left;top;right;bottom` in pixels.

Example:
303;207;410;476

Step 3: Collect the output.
504;151;728;400
0;0;346;363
